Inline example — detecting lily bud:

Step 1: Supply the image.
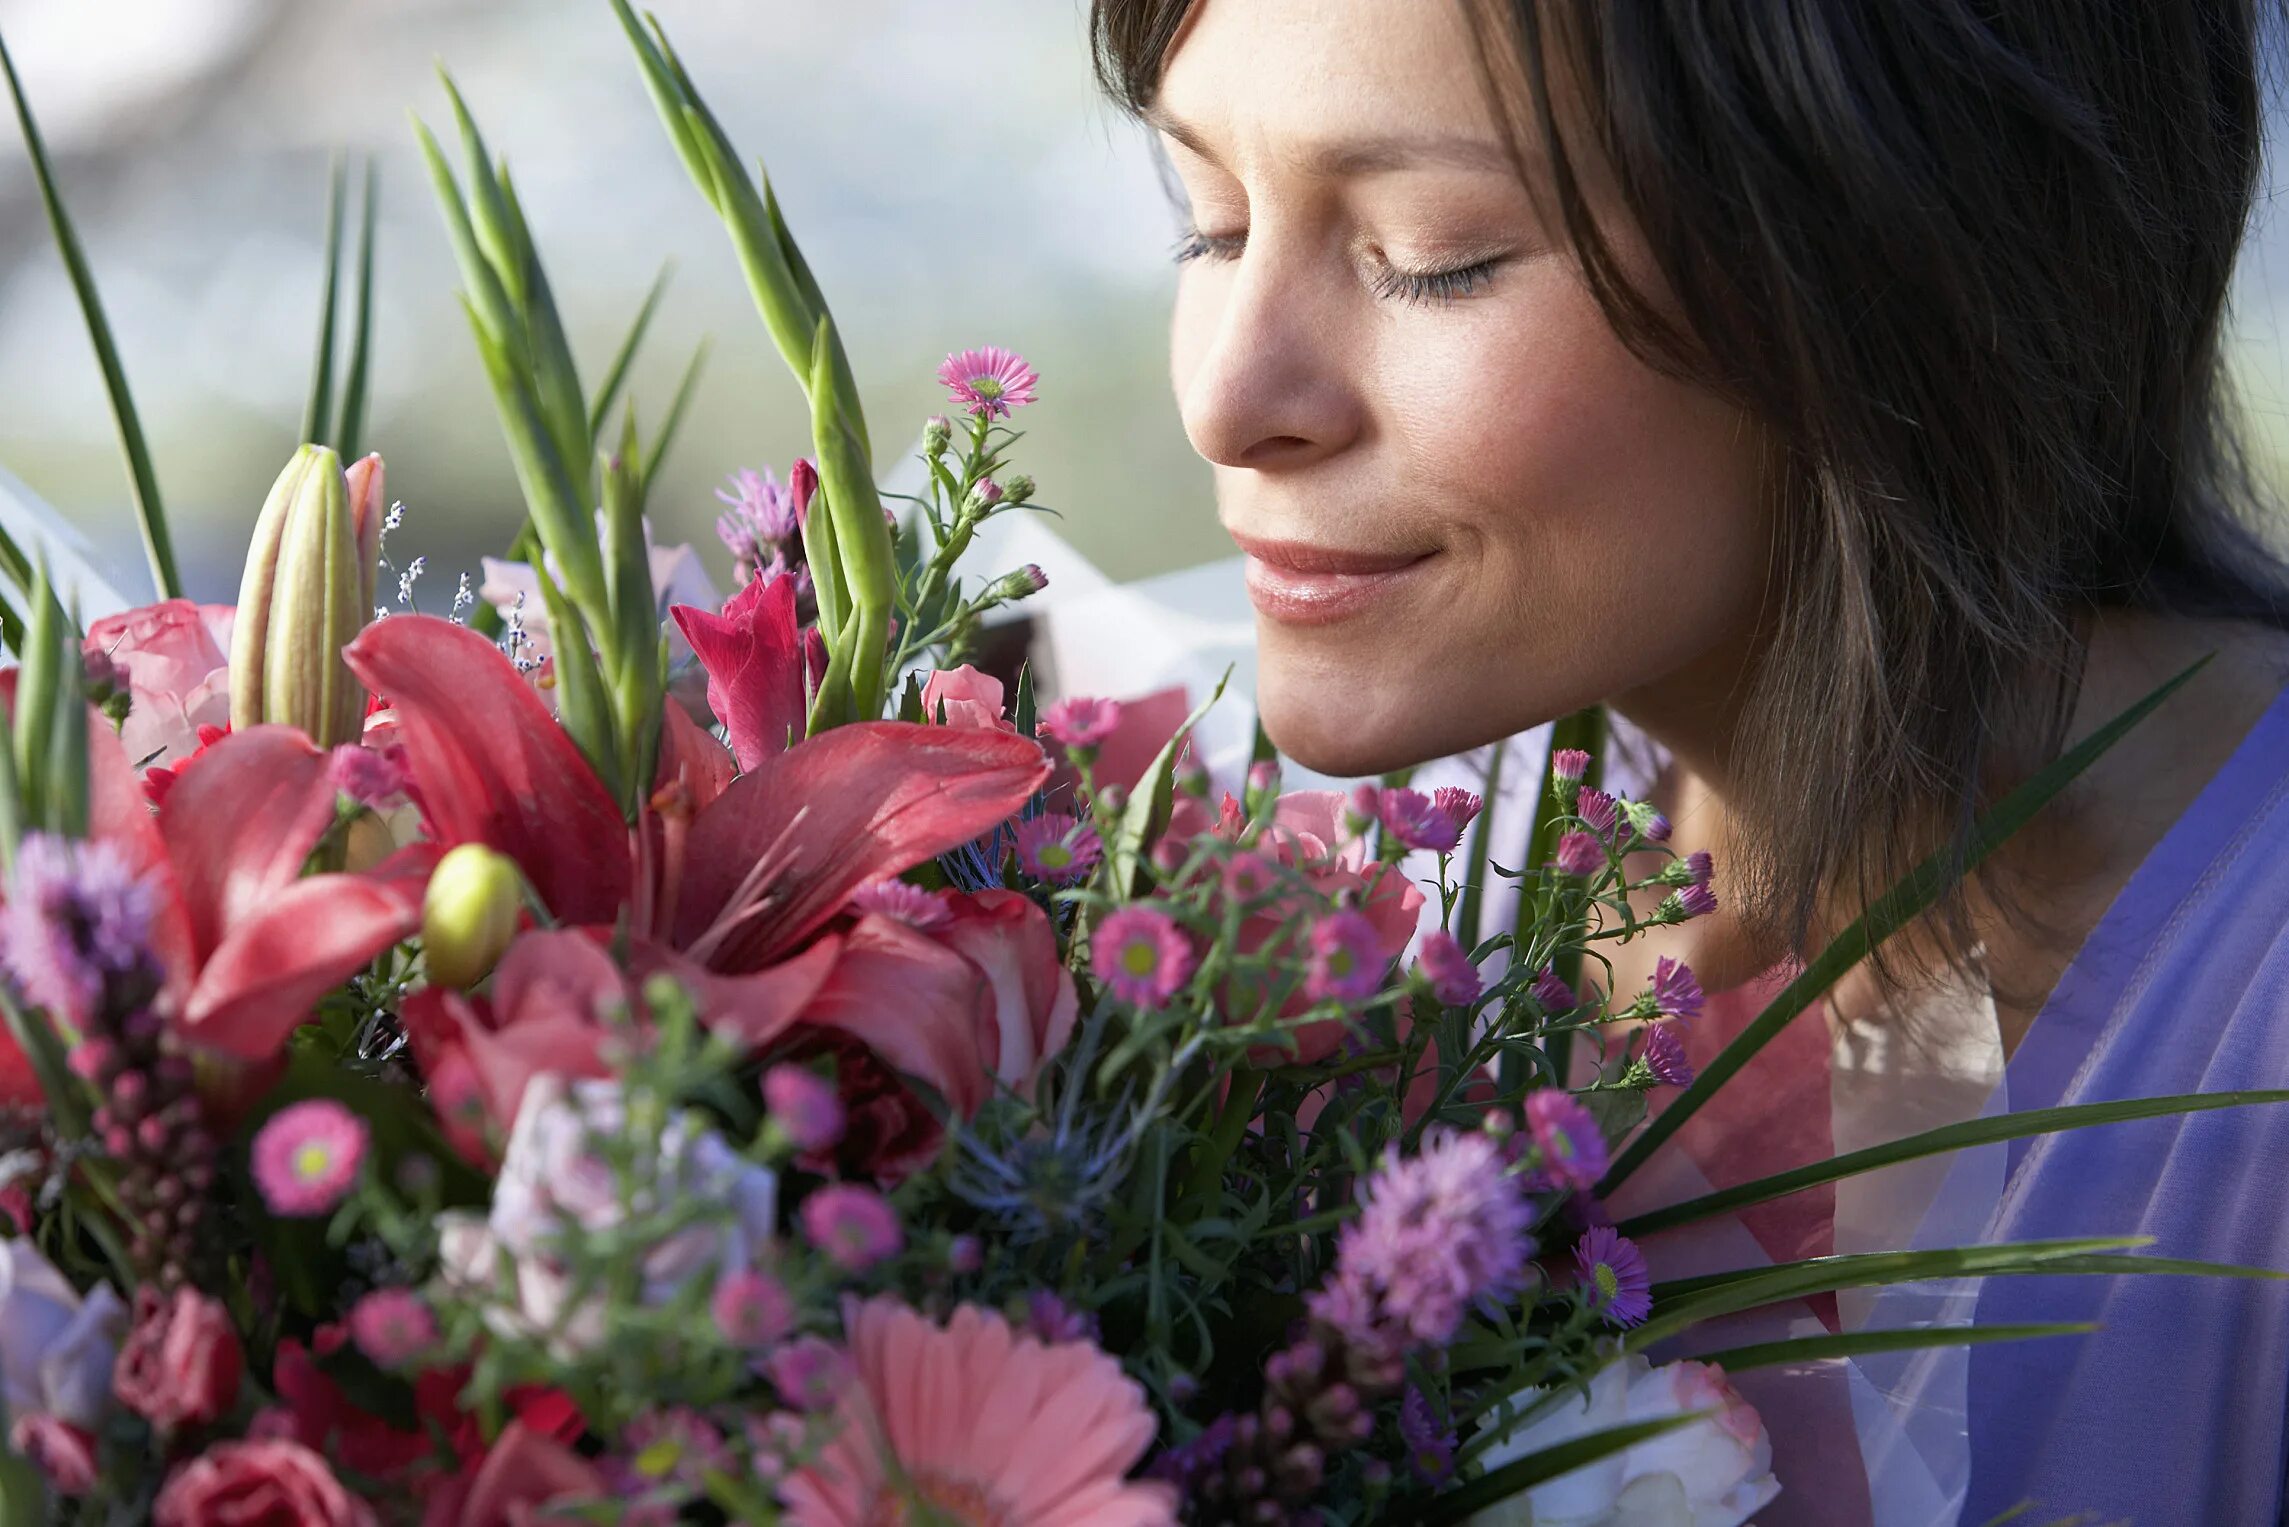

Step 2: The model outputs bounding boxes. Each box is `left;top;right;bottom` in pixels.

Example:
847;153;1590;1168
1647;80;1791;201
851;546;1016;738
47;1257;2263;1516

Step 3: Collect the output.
421;843;523;991
230;447;385;747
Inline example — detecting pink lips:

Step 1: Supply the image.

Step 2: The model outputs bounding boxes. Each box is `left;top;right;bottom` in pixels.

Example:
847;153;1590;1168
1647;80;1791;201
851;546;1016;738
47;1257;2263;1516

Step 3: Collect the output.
1231;534;1436;626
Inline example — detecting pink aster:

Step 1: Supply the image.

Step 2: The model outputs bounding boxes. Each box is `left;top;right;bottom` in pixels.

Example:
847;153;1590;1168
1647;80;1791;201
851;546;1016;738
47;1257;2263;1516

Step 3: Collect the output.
1306;909;1386;1006
347;1289;438;1369
1553;831;1606;878
765;1064;846;1153
1038;695;1122;752
780;1296;1174;1527
1640;1020;1695;1087
1575;786;1621;836
802;1184;904;1272
1684;850;1715;886
1091;905;1194;1008
1221;851;1279;904
1663;881;1720;922
1014;813;1102;885
1651;956;1705;1019
1573;1226;1652;1327
1432;787;1483;834
1413;931;1480;1007
1532;965;1578;1014
713;1270;797;1350
849;878;952;933
1523;1088;1609;1193
251;1099;369;1216
1550;748;1592;791
1378;788;1462;855
937;346;1040;420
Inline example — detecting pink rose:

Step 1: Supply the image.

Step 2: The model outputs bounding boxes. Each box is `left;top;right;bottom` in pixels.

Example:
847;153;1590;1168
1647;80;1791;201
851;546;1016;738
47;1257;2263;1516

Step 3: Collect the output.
920;665;1016;732
154;1439;376;1527
418;1420;605;1527
9;1413;97;1496
113;1286;244;1431
85;599;234;772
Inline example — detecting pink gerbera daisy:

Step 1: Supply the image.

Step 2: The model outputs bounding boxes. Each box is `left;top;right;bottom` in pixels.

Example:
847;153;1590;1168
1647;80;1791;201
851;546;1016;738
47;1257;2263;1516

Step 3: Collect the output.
780;1297;1175;1527
937;347;1040;420
1091;906;1194;1008
1015;813;1103;885
252;1100;369;1216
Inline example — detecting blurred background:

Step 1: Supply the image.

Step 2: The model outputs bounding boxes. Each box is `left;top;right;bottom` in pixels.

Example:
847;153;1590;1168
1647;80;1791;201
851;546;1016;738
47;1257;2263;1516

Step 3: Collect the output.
6;0;2289;608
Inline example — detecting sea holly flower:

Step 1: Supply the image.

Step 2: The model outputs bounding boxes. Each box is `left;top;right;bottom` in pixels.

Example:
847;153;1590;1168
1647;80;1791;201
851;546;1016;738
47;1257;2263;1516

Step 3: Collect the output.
936;346;1040;420
251;1099;370;1216
1574;1226;1653;1327
1013;812;1101;885
778;1297;1174;1527
1091;906;1194;1009
1524;1089;1609;1193
1305;909;1386;1006
1413;930;1480;1006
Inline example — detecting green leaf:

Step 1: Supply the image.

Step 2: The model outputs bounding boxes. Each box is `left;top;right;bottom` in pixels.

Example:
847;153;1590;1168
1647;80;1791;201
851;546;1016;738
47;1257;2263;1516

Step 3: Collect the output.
1618;1088;2289;1237
0;1444;47;1527
336;160;380;462
12;562;58;820
0;25;180;600
641;337;710;503
1400;1412;1712;1527
591;262;674;442
1109;675;1230;897
531;563;623;806
1692;1321;2098;1374
809;314;892;721
302;154;349;448
1602;659;2207;1192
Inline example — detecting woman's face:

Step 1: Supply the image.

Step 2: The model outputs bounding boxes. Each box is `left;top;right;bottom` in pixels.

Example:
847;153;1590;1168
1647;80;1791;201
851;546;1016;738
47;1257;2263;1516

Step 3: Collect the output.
1156;0;1774;776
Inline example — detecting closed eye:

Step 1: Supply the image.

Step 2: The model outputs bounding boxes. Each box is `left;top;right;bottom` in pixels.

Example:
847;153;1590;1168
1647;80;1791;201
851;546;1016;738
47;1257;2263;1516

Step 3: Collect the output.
1173;227;1246;264
1369;257;1501;306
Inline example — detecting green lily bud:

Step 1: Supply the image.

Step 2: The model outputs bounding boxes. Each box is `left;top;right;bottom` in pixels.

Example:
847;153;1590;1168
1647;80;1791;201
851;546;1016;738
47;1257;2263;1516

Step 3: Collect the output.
231;446;384;747
421;843;523;990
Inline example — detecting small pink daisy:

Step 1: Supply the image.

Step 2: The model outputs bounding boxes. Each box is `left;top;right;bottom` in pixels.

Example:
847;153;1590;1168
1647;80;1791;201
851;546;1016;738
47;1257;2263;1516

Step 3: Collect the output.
1523;1088;1609;1193
348;1289;438;1369
1038;696;1122;752
1651;956;1705;1019
1221;851;1279;904
937;346;1040;420
849;878;952;933
802;1184;904;1272
713;1270;797;1350
1553;831;1606;878
1573;1226;1652;1327
1414;930;1480;1007
251;1099;369;1217
1091;905;1195;1008
1014;813;1102;885
764;1064;846;1153
1432;786;1483;834
1575;786;1621;836
1306;909;1386;1006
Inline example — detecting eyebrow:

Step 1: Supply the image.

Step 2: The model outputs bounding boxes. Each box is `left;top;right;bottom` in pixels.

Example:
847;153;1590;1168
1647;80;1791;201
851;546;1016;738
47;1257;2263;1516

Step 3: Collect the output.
1143;106;1517;179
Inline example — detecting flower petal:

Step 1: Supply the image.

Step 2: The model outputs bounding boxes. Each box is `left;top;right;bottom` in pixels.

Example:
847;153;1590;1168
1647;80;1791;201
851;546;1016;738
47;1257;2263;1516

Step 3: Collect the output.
343;615;630;924
670;574;804;771
156;725;347;965
796;914;996;1121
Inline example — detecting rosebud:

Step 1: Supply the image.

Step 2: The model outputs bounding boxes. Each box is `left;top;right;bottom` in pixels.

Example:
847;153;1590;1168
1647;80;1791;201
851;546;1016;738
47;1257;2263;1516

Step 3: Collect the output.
230;447;383;748
1000;474;1036;505
420;844;523;990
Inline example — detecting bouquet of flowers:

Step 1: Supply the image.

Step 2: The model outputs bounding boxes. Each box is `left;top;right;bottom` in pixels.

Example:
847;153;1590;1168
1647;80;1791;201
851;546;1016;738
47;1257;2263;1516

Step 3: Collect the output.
0;7;2275;1525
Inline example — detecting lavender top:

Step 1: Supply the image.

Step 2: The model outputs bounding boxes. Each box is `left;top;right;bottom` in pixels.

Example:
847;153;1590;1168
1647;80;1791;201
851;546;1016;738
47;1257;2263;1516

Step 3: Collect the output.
1961;683;2289;1523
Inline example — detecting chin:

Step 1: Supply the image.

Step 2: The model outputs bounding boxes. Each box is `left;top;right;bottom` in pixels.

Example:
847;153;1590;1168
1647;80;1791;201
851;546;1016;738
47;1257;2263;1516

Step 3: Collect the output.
1255;670;1450;779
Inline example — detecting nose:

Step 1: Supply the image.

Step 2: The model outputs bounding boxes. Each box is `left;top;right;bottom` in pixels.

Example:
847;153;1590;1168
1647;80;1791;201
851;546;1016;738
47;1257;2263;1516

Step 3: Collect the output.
1174;241;1365;472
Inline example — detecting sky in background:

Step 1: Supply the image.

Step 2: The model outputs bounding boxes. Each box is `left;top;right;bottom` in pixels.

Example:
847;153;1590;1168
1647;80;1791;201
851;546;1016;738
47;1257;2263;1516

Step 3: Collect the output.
5;0;2289;607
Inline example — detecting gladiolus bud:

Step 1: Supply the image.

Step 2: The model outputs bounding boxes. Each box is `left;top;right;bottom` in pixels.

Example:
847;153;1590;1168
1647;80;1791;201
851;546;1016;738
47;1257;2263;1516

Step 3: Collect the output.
421;844;523;990
230;447;384;748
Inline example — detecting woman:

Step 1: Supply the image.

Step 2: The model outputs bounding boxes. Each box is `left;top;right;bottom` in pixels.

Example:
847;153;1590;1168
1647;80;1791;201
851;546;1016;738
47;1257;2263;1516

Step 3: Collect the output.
1090;1;2289;1522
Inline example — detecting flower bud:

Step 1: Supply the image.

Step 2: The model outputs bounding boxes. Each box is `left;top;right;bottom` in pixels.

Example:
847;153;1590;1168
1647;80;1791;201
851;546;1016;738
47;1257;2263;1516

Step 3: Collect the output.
963;478;1005;517
420;844;523;990
982;564;1049;605
922;416;952;456
230;447;384;748
1001;474;1036;505
788;458;819;524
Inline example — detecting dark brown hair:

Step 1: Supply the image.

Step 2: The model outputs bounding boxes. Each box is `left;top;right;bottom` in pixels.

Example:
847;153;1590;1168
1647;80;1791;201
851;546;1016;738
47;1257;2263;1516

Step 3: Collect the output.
1092;0;2289;963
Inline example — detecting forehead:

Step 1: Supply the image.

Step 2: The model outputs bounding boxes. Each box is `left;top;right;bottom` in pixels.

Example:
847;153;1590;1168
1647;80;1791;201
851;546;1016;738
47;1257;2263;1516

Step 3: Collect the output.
1153;0;1506;162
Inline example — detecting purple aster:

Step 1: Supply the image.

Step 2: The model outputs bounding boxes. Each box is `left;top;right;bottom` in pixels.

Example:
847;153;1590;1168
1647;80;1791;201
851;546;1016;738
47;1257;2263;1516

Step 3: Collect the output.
1553;830;1606;878
1573;1226;1652;1327
1;832;158;1026
1023;1289;1100;1344
1091;905;1195;1008
1550;748;1592;791
712;1269;796;1349
1651;956;1705;1018
1038;695;1122;752
1640;1020;1695;1087
1684;850;1715;885
848;878;952;933
1015;813;1102;885
1413;930;1480;1007
763;1064;845;1153
1532;965;1578;1014
1399;1386;1456;1484
1306;909;1386;1006
1625;800;1672;843
1432;786;1483;834
1313;1127;1534;1347
801;1183;903;1271
1662;881;1720;922
1575;786;1621;836
938;346;1040;419
1523;1088;1609;1193
1378;788;1462;854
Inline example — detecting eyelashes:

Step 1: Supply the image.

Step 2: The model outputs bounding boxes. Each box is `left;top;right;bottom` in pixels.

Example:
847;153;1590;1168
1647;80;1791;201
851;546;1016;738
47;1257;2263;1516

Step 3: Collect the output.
1172;226;1501;306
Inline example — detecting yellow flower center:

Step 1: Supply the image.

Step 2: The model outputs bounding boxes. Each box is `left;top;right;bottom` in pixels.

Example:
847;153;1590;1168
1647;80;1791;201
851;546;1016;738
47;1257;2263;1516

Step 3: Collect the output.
1121;940;1159;978
293;1143;335;1181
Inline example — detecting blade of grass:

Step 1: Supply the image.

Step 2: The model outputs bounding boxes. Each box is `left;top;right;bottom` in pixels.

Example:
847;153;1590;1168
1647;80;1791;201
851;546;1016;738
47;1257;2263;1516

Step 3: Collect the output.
1398;1412;1711;1526
590;262;673;442
1692;1321;2097;1374
301;154;348;447
1618;1088;2289;1237
337;160;379;461
1;26;179;599
1602;658;2208;1191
